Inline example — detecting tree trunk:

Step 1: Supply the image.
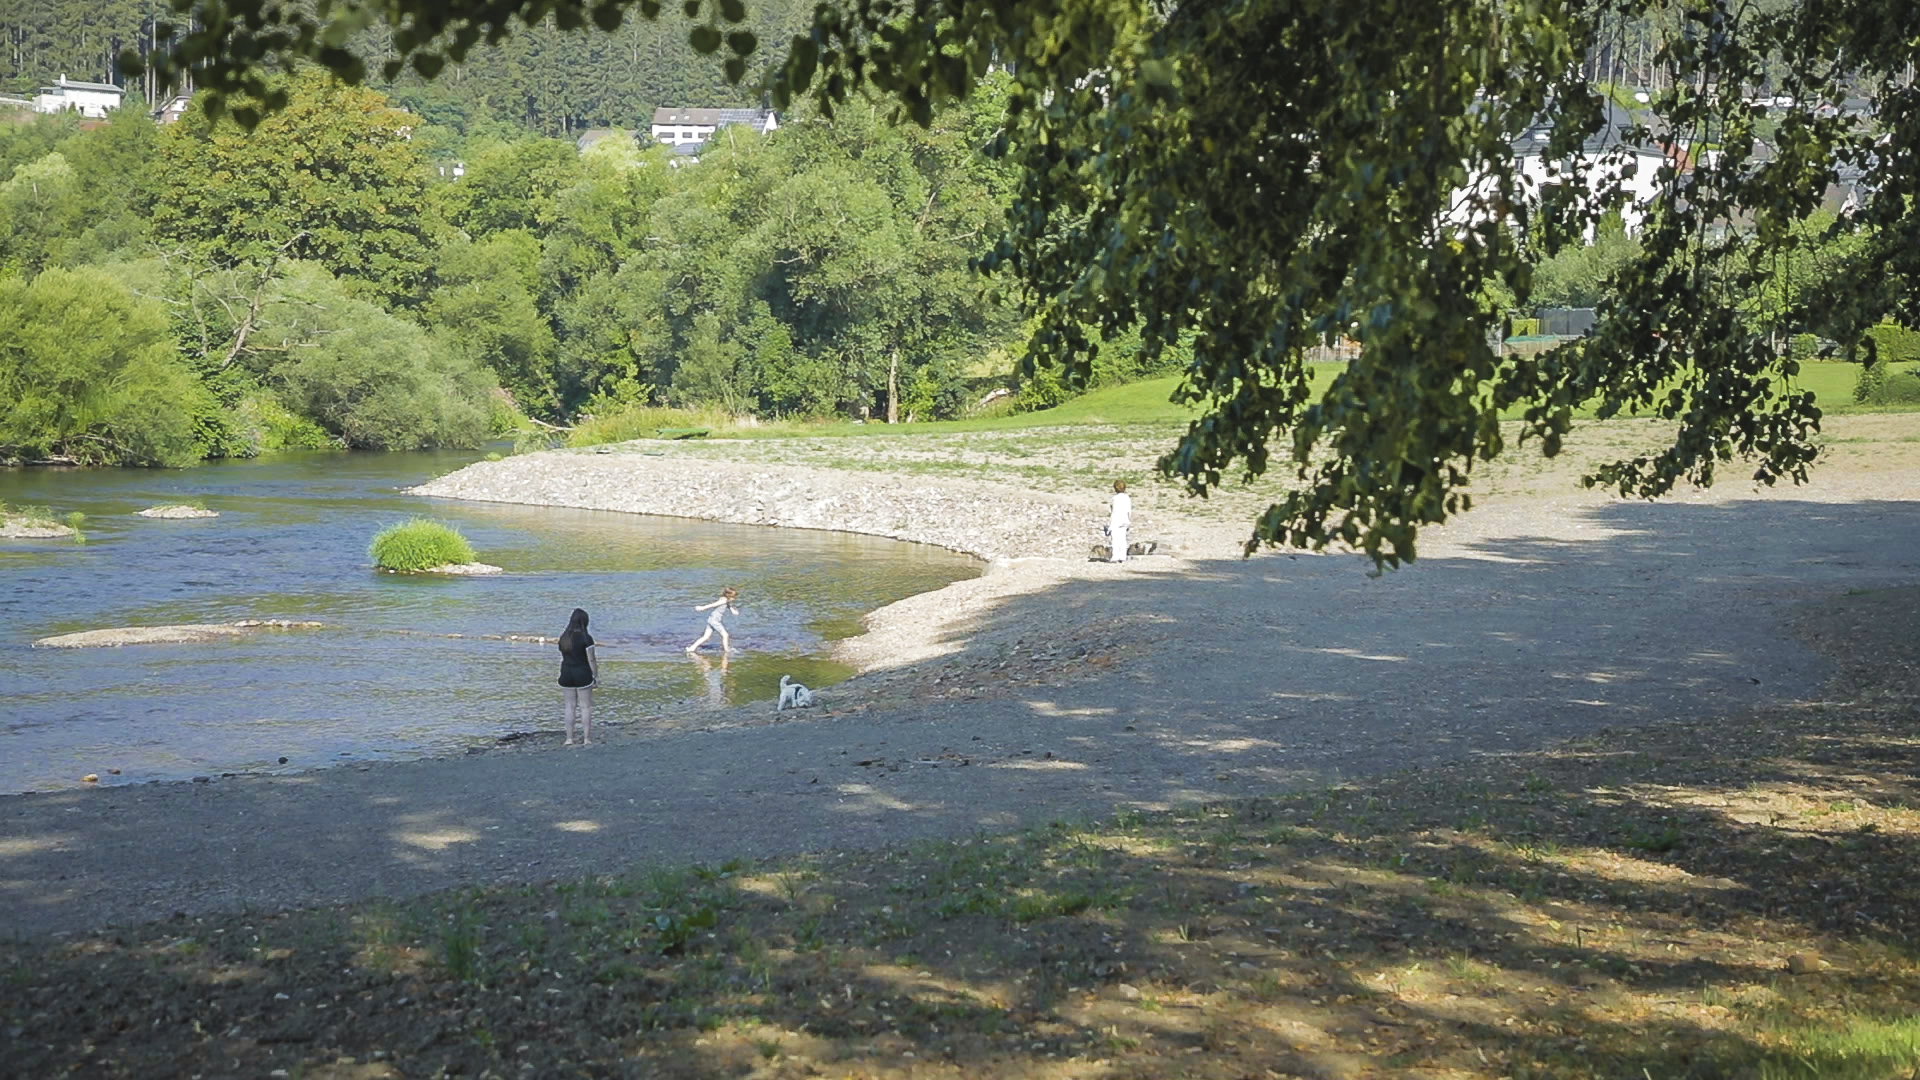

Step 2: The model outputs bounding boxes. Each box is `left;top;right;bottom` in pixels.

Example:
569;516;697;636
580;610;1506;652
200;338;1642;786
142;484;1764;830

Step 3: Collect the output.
886;350;900;424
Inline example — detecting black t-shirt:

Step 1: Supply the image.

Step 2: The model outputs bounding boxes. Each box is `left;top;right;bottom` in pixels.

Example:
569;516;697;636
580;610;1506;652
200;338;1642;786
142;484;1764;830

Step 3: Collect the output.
557;631;596;688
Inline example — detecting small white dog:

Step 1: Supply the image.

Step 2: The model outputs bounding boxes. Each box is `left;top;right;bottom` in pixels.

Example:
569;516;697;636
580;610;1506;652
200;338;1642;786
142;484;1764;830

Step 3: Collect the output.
775;674;816;713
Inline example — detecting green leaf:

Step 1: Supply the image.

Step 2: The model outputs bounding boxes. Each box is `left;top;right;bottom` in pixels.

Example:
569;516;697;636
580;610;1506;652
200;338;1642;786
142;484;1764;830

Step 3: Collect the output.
688;25;721;54
719;0;746;22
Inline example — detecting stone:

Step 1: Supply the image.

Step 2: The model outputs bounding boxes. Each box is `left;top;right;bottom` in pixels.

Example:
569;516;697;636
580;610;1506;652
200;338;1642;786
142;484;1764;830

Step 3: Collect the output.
1786;951;1825;975
82;774;98;784
1115;983;1142;1001
137;505;219;519
425;562;504;576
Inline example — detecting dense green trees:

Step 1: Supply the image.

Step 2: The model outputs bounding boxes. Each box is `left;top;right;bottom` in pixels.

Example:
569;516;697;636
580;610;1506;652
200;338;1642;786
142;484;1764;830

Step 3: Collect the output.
0;267;203;466
155;73;436;309
0;65;1030;464
110;0;1920;558
2;0;811;137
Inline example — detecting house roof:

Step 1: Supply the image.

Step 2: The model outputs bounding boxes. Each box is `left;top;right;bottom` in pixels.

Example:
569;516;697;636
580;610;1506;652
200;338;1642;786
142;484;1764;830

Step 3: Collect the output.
651;106;772;127
1512;98;1665;158
49;77;123;94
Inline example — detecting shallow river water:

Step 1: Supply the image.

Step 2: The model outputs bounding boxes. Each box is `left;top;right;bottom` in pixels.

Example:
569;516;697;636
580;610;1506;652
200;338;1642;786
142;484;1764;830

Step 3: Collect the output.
0;450;977;793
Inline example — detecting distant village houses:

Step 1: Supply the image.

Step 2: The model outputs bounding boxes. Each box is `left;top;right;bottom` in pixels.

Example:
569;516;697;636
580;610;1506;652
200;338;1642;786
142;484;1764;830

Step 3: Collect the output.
648;107;778;156
30;75;124;119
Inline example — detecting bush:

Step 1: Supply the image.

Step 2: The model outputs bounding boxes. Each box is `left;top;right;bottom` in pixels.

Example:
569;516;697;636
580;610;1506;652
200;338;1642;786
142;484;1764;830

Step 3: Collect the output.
566;403;736;447
1864;322;1920;366
0;267;205;466
265;264;495;451
225;391;336;456
1855;362;1920;407
369;519;476;572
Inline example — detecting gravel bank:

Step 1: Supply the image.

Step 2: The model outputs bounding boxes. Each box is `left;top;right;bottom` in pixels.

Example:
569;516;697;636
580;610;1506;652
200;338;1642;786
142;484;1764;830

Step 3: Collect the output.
411;447;1105;562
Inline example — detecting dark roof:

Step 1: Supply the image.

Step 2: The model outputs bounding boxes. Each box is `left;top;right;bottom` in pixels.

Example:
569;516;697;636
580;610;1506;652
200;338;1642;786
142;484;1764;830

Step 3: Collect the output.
1512;98;1664;157
650;107;771;127
50;77;122;94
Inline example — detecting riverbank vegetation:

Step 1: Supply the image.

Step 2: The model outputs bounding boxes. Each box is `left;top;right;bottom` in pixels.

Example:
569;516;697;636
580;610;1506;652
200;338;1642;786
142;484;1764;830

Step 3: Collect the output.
3;64;1916;473
4;586;1915;1079
369;519;477;572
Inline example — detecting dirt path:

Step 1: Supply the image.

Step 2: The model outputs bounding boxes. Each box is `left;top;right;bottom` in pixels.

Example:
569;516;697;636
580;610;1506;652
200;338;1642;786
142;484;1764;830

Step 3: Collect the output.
6;414;1918;939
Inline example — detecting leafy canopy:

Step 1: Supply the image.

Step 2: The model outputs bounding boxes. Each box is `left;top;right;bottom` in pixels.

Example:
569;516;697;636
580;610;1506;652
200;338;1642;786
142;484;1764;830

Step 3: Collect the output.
139;0;1920;563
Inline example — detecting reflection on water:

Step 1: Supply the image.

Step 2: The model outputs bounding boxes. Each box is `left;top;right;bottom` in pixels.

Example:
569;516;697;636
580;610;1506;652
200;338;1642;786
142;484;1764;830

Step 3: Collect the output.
0;449;976;793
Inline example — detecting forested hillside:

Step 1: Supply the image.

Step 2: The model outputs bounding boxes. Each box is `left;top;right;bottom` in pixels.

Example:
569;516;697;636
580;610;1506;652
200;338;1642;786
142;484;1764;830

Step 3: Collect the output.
0;71;1091;466
2;0;812;136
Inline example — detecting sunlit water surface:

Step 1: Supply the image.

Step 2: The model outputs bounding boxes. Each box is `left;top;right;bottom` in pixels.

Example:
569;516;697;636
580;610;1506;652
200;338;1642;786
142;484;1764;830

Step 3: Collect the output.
0;450;977;792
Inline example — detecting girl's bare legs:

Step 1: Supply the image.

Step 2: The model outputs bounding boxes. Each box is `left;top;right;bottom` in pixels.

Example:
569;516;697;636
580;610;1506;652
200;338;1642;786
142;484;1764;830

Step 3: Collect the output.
686;626;714;653
578;687;593;745
562;687;579;745
717;625;731;653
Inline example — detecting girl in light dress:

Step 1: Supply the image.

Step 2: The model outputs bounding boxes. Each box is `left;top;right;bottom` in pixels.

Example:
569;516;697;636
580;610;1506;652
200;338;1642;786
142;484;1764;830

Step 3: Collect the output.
685;585;739;654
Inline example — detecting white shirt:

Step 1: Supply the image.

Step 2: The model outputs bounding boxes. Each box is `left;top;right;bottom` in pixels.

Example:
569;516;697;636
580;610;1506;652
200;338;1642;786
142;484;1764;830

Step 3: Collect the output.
1109;491;1132;529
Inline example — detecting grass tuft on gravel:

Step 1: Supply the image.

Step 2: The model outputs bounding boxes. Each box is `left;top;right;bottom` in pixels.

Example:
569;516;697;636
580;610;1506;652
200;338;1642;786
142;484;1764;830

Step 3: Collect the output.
369;518;476;572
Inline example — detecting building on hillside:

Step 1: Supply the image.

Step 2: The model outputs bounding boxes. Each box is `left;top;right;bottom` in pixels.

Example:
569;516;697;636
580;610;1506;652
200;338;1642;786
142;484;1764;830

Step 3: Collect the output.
33;75;124;119
1507;99;1669;234
152;94;193;124
648;107;778;152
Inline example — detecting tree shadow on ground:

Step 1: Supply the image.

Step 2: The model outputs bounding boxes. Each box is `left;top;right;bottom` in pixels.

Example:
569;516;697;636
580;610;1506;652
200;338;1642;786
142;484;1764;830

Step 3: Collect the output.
4;502;1919;1078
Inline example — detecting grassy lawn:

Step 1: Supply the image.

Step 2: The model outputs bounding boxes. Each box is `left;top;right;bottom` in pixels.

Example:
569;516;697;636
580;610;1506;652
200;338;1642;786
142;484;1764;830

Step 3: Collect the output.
570;358;1896;453
8;589;1918;1079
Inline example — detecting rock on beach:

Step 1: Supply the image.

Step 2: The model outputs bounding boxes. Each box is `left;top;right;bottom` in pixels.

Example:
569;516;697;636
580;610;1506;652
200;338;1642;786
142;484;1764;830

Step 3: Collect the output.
34;620;326;649
138;505;219;519
0;520;73;538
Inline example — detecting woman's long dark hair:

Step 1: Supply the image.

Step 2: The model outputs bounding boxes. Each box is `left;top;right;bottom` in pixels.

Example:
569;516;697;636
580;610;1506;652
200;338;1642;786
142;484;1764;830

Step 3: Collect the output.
558;608;590;653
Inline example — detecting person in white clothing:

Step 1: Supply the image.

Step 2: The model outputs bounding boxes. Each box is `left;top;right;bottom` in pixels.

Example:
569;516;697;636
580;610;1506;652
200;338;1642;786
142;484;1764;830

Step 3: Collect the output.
1107;479;1132;563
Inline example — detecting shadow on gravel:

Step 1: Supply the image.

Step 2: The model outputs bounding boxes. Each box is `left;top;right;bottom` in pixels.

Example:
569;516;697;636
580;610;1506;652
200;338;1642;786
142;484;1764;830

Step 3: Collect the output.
3;503;1919;1077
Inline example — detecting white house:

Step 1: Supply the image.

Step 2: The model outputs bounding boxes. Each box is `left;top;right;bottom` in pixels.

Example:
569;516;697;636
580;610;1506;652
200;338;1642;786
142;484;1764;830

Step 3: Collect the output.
1450;98;1671;239
1506;99;1670;234
33;75;124;119
152;93;193;124
648;107;778;151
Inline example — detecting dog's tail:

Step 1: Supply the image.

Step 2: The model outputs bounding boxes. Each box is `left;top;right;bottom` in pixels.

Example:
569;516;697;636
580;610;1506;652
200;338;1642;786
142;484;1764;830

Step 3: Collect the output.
779;674;792;688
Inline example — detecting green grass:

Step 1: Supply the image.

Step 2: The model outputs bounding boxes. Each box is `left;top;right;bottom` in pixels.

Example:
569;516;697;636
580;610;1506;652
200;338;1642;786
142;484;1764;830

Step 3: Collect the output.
0;503;58;527
1757;1015;1920;1080
564;356;1910;454
566;404;750;448
369;518;477;572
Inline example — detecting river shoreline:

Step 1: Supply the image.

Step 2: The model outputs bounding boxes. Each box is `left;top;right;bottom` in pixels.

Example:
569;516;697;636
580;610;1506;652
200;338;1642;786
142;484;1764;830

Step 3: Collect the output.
409;445;1107;563
410;445;1148;688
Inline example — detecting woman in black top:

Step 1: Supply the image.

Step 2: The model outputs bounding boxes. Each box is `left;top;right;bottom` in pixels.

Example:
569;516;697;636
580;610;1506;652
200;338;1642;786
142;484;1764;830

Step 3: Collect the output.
557;608;598;746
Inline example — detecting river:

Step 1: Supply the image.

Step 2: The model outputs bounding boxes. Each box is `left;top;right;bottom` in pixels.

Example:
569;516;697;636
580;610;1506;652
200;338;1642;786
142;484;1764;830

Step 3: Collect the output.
0;449;977;794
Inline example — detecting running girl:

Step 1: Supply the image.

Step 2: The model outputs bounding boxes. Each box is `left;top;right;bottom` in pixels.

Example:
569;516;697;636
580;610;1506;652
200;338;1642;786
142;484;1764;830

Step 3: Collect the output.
686;586;739;654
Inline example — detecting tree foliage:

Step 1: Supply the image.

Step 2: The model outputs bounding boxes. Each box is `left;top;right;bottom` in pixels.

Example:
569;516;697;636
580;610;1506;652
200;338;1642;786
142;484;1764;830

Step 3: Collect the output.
154;71;436;309
0;266;204;466
118;0;1920;560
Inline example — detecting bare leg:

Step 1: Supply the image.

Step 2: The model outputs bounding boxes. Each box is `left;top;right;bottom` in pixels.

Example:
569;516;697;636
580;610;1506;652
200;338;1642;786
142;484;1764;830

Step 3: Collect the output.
686;627;714;653
562;687;578;745
717;625;731;653
579;687;593;745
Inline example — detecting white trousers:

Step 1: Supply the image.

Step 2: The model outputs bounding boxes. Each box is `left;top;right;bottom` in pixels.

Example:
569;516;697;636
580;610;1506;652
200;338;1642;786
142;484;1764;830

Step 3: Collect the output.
1109;524;1128;562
